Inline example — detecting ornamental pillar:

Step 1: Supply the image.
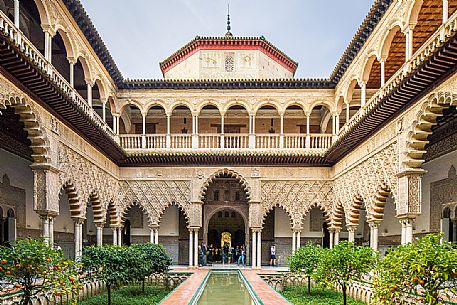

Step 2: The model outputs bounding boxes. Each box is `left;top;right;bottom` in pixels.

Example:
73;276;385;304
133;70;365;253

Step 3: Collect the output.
248;115;255;149
329;229;335;249
112;227;117;245
48;216;54;246
404;26;415;61
73;218;84;260
292;231;296;253
192;115;199;149
68;57;76;88
166;113;171;148
194;228;199;267
257;230;262;268
380;59;386;87
334;229;340;245
369;222;379;251
400;218;415;245
40;215;50;245
443;0;449;23
221;114;225;149
345;103;350;125
14;0;19;28
360;81;367;107
279;113;284;148
86;81;93;107
44;30;52;62
396;170;424;220
347;225;357;243
96;225;103;246
117;227;122;246
251;229;259;268
189;228;194;267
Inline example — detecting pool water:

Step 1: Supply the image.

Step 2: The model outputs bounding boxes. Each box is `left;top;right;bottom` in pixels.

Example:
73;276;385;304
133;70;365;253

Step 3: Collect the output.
196;272;254;305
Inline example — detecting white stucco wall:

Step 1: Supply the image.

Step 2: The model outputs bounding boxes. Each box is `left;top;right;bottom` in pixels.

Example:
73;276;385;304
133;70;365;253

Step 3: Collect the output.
158;205;179;236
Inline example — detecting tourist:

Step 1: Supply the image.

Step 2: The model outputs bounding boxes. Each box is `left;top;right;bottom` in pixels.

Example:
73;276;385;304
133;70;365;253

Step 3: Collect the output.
231;246;236;264
208;244;213;263
200;242;207;266
238;245;245;267
222;243;229;264
270;244;276;266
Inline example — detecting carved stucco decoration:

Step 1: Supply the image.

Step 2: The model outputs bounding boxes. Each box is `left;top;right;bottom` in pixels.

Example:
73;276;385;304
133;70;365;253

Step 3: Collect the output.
261;180;335;228
116;180;191;226
58;144;118;222
334;142;399;223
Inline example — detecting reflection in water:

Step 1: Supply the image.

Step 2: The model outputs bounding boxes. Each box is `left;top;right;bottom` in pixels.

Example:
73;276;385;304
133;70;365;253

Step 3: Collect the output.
197;272;254;305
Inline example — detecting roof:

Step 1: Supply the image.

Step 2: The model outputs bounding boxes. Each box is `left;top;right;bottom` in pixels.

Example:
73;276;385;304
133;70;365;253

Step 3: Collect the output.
159;36;299;75
62;0;394;88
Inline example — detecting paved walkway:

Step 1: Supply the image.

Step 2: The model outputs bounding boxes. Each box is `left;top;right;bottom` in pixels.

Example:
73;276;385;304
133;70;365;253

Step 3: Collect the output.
160;267;290;305
241;269;291;305
159;268;209;305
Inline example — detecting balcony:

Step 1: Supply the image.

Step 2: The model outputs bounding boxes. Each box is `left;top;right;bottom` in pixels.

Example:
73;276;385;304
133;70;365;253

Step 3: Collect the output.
118;133;333;152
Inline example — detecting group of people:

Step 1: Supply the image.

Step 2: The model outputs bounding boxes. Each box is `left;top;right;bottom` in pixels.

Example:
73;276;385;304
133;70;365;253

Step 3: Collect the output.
198;242;246;267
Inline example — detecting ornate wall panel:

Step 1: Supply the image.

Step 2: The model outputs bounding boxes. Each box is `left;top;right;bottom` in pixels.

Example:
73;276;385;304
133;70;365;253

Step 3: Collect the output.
334;142;399;222
260;180;334;227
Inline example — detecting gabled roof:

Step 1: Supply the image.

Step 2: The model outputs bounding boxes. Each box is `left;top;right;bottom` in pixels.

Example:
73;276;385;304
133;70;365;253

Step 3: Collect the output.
159;35;299;75
62;0;394;88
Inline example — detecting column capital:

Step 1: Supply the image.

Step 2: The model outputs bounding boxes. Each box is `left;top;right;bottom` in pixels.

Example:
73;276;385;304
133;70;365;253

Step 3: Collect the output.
251;227;262;233
67;57;77;65
346;224;358;232
30;163;59;174
368;221;380;229
191;200;204;205
72;217;85;225
94;222;105;228
148;223;159;230
292;227;303;233
398;217;415;225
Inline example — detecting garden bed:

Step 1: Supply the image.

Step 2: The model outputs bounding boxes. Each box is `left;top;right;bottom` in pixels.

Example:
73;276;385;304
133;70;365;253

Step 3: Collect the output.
79;285;170;305
282;287;366;305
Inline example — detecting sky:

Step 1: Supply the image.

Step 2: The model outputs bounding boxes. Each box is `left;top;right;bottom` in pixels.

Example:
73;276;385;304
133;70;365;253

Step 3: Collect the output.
79;0;374;80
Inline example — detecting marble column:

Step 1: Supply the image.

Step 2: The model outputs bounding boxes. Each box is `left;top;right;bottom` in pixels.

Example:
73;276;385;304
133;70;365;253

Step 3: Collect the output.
369;222;379;251
96;226;103;246
329;231;334;249
296;230;301;249
189;229;194;267
112;228;117;245
155;229;159;244
256;230;261;269
117;227;122;246
443;0;449;23
252;230;257;268
334;229;340;245
48;217;54;246
74;220;82;260
380;59;385;87
292;231;296;253
150;228;154;244
405;218;414;244
347;226;356;243
41;216;50;245
14;0;19;28
194;229;199;267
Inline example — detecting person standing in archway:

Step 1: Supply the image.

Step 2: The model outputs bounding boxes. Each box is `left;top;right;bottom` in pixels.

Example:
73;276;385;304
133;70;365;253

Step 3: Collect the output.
270;244;276;267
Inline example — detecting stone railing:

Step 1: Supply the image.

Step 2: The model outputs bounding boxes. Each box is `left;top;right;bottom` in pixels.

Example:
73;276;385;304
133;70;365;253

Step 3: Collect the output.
337;10;457;139
118;133;333;152
0;11;115;140
0;271;192;305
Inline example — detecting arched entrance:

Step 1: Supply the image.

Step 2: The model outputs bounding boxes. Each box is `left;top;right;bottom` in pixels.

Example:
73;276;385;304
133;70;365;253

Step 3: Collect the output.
202;172;250;264
207;208;246;249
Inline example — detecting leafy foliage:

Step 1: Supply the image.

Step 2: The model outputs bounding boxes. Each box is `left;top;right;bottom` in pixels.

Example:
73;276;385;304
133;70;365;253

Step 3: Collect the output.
282;286;366;305
0;238;81;305
288;243;324;294
315;241;376;305
373;234;457;305
82;243;172;305
79;285;170;305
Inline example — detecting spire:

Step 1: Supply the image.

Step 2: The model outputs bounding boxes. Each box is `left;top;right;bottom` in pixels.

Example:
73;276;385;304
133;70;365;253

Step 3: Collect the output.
225;4;233;37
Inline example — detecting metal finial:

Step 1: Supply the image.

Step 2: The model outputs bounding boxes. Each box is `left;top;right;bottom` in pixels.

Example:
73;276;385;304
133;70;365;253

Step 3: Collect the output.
226;4;232;36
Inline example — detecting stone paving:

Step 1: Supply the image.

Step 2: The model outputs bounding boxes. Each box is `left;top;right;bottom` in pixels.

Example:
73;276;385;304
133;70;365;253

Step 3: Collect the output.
160;266;290;305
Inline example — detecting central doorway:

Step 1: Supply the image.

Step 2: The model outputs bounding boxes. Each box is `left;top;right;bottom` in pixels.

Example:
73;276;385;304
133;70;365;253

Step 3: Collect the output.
207;209;246;248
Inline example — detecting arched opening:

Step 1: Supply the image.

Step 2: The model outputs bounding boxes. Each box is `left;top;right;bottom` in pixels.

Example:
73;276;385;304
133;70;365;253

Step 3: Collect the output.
309;104;332;134
54;187;78;259
145;104;167;134
207;209;245;264
255;104;280;149
51;30;71;82
105;97;115;129
302;206;331;248
198;104;221;149
120;203;151;246
262;206;293;266
411;0;445;54
18;0;44;55
158;204;189;265
0;1;13;20
223;104;249;148
92;80;104;117
83;200;97;247
73;58;89;100
202;172;250;265
362;55;382;94
381;26;406;83
119;104;142;134
170;105;192;148
0;207;16;245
